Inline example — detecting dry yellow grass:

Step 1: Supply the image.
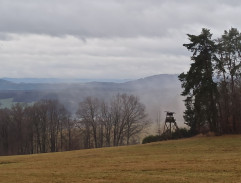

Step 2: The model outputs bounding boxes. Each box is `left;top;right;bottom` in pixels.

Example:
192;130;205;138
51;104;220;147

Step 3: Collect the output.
1;135;241;183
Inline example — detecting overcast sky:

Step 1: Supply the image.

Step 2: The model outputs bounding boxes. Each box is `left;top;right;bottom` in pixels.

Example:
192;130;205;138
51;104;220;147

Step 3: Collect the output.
0;0;240;79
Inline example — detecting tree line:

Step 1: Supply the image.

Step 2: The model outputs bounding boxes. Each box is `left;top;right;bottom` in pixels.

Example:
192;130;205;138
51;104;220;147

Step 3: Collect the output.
179;28;241;135
0;93;149;156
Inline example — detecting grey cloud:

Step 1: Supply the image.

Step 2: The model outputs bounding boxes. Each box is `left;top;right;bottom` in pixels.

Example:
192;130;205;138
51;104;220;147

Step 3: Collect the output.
0;32;13;41
0;34;190;78
0;0;240;79
0;0;240;38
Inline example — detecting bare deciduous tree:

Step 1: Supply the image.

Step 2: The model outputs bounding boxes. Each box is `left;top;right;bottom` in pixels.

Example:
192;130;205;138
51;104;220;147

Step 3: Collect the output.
76;94;149;148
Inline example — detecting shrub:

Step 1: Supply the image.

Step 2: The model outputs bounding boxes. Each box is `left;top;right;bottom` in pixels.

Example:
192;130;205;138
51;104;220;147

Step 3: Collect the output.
142;128;192;144
171;128;192;139
142;135;164;144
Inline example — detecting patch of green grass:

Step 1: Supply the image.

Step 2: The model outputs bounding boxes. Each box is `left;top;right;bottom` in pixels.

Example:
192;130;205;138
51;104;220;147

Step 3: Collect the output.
0;98;14;108
0;98;33;109
1;135;241;182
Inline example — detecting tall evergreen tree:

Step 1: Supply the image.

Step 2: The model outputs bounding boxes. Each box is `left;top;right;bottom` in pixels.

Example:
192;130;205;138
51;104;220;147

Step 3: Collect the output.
179;29;218;133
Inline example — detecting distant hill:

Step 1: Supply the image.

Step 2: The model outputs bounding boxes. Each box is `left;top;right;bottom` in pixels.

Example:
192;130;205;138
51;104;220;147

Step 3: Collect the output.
0;79;18;90
0;74;185;127
2;78;131;84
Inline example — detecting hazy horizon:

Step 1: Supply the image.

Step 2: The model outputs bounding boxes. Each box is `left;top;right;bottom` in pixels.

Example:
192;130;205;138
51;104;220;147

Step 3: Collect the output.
1;74;179;83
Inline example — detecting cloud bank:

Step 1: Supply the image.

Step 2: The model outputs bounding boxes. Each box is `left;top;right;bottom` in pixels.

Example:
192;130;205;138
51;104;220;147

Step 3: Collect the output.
0;0;240;78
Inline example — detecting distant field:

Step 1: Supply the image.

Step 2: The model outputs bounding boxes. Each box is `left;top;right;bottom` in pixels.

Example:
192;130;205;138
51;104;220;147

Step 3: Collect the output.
0;98;14;108
1;136;241;183
0;98;34;109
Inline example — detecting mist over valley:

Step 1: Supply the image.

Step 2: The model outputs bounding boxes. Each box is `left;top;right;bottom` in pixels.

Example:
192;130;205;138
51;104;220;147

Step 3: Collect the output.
0;74;185;131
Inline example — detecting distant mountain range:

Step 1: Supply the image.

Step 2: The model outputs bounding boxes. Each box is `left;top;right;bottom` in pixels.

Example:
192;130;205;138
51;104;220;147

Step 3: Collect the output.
0;74;185;128
2;78;131;84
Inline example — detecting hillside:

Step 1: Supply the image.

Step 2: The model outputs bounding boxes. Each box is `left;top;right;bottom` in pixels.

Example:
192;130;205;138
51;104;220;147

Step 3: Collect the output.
0;74;185;126
1;136;241;183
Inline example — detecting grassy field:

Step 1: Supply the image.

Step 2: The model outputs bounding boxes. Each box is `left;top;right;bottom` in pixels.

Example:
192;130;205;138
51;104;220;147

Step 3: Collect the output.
0;98;34;109
1;135;241;183
0;98;14;109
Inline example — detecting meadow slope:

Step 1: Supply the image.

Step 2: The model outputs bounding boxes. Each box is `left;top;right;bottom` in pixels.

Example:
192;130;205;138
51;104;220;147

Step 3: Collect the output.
1;135;241;183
